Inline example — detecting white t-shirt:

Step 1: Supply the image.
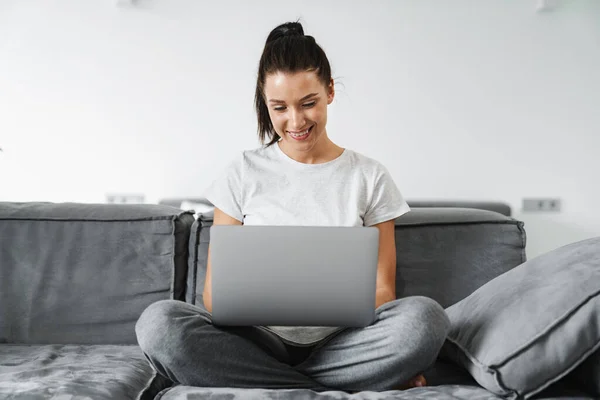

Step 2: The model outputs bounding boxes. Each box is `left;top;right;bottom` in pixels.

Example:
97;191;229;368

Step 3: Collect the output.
204;143;410;345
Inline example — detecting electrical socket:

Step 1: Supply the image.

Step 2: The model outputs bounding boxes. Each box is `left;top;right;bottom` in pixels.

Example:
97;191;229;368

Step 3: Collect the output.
522;198;562;212
106;193;145;204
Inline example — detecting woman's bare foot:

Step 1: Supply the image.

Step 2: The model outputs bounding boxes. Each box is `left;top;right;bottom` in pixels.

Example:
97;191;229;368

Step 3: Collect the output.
348;374;427;393
397;374;426;390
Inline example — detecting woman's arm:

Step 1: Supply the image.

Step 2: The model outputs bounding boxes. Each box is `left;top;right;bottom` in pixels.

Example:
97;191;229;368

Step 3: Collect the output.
372;219;397;309
203;207;242;313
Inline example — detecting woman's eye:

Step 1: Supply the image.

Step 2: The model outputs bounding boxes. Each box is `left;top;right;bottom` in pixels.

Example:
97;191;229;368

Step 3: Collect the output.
273;101;315;112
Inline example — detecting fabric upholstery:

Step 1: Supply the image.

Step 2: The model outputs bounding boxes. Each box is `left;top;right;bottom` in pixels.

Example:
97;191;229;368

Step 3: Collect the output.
0;202;195;344
154;382;592;399
406;201;511;216
156;384;502;400
186;217;209;305
442;236;600;399
0;344;170;400
393;208;525;308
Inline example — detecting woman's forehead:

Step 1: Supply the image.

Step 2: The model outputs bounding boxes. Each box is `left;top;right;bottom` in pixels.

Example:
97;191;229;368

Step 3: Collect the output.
264;71;324;99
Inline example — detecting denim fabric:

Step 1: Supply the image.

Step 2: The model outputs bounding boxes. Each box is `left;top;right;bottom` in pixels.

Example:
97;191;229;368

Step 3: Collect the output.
135;297;450;392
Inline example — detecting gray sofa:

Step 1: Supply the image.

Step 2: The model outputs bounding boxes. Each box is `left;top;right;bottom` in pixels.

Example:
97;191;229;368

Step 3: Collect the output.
0;201;597;399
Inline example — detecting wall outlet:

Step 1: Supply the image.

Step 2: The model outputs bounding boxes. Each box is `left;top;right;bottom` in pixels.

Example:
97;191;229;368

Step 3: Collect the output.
522;198;562;212
106;193;145;204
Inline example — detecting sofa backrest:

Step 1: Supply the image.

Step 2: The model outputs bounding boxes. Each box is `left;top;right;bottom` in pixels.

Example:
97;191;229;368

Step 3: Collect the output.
393;208;525;307
186;207;526;309
0;202;194;345
159;197;513;217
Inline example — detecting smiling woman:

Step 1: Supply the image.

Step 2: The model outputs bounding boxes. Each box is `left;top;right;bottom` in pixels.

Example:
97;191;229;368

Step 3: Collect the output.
253;24;342;164
135;21;449;394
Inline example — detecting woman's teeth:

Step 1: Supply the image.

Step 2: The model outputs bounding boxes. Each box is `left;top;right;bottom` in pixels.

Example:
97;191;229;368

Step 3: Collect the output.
289;127;311;138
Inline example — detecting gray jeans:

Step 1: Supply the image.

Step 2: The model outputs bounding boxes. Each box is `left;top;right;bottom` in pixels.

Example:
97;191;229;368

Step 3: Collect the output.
135;296;450;392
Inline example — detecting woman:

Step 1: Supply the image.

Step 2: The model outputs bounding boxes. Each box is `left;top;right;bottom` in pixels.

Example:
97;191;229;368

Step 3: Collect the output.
136;21;450;393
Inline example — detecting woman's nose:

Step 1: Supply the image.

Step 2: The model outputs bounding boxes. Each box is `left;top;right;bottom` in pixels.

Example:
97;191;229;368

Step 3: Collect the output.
289;108;306;129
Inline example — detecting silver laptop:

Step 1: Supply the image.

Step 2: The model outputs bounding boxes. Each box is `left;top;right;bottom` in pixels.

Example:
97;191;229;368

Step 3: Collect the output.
209;225;379;327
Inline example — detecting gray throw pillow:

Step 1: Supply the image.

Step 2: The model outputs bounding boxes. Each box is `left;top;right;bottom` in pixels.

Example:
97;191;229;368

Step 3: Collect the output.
441;236;600;399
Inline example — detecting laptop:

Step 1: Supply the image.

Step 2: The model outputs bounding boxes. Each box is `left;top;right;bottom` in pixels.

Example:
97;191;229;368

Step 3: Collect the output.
209;225;379;327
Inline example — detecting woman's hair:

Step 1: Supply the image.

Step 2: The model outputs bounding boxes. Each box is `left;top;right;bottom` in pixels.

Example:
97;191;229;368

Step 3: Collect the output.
254;21;333;147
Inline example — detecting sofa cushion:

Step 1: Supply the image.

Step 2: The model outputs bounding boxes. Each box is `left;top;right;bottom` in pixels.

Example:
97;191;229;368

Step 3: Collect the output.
186;217;209;305
442;236;600;399
155;384;502;400
0;344;170;400
186;208;525;308
393;208;525;308
0;202;195;344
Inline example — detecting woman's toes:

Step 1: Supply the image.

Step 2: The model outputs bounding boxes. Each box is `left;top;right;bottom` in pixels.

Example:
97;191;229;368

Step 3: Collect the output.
397;374;427;390
413;374;426;387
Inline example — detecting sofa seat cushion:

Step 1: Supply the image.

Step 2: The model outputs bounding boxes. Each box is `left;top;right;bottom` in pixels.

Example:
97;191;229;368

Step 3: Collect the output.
156;385;502;400
156;383;594;400
0;344;168;400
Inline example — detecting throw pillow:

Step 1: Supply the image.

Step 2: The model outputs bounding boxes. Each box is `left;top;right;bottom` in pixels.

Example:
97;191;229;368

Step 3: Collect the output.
441;236;600;399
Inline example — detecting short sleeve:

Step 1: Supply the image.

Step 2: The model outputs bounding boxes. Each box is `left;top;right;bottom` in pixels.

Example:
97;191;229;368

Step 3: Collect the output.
203;154;244;222
363;165;410;227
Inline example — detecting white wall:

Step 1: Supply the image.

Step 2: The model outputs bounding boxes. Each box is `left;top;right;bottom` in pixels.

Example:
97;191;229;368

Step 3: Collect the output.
1;0;599;258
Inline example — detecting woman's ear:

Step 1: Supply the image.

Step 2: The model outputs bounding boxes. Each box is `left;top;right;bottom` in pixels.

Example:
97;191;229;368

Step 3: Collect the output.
327;78;335;104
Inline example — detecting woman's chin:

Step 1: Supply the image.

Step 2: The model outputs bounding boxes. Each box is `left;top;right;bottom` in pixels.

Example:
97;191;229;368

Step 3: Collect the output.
283;136;314;149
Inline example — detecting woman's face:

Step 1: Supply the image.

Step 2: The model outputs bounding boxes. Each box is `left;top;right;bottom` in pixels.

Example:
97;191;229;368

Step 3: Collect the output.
263;70;334;154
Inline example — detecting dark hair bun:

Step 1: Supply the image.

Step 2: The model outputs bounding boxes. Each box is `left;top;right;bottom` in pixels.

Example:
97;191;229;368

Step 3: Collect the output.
266;21;304;45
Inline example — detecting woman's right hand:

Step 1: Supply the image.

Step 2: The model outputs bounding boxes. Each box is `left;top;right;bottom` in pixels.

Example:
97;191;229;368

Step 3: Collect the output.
203;207;242;313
